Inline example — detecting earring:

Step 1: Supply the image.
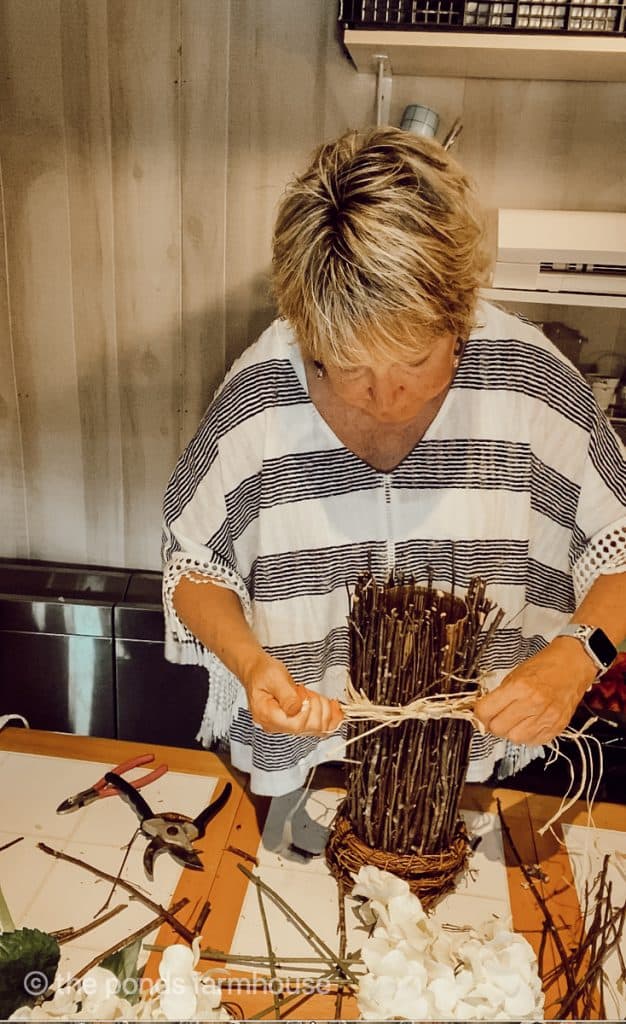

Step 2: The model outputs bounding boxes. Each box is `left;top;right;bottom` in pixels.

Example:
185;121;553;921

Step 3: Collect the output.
452;338;464;369
314;360;325;379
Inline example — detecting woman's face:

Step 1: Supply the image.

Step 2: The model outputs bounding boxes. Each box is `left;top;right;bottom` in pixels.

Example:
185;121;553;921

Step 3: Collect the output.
323;332;459;425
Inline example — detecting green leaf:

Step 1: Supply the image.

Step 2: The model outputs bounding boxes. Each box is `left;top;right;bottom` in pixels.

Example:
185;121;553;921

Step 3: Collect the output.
0;927;60;1019
0;881;15;933
99;938;142;1005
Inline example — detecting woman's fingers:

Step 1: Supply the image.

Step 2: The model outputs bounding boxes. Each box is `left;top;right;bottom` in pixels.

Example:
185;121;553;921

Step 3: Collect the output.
474;642;591;746
475;686;565;744
275;690;343;735
247;657;343;735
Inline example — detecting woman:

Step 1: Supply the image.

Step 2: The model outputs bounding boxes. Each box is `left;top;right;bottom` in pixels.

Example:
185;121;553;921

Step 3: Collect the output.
162;128;626;796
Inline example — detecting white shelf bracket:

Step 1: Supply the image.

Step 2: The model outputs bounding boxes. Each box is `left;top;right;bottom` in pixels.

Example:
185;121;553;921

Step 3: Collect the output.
374;55;392;126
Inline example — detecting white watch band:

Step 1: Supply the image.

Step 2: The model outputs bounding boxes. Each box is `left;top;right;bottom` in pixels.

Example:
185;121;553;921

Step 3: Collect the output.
555;623;614;676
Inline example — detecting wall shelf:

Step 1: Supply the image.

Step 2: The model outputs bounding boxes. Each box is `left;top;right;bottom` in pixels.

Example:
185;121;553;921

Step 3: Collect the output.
343;28;626;82
482;287;626;309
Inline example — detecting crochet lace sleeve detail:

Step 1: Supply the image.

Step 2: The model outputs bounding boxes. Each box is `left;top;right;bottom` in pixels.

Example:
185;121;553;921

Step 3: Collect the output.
161;553;252;746
572;517;626;604
162;553;252;632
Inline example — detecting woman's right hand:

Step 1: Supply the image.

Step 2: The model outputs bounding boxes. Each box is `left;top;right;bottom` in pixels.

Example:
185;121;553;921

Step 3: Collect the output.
242;653;344;735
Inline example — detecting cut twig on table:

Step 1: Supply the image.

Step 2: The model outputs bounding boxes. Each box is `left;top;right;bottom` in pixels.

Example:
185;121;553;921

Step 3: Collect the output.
73;897;189;981
497;798;576;994
236;863;360;987
498;801;626;1019
255;883;281;1018
0;836;24;855
146;945;361;973
193;898;211;935
226;845;259;866
93;827;141;918
334;879;348;1019
37;841;196;944
51;903;126;945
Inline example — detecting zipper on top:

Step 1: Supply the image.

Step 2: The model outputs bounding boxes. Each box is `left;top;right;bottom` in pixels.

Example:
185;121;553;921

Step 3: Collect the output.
383;472;395;574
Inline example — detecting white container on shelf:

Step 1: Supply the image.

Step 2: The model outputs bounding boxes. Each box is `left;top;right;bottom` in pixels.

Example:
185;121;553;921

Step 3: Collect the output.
588;375;619;412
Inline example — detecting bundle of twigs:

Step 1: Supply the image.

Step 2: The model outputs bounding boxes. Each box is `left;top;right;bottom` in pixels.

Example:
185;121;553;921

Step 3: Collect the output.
326;571;502;906
498;801;626;1019
547;854;625;1019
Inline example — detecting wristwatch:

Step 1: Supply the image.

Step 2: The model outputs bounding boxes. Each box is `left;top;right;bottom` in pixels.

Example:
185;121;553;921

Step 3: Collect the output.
556;623;617;676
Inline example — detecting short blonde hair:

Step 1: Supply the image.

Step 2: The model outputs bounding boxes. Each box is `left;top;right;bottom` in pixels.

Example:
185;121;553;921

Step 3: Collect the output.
271;127;489;368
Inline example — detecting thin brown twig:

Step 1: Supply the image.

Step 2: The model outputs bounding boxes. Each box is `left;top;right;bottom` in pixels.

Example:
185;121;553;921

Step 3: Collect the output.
52;903;126;945
556;901;626;1019
226;845;259;866
499;808;625;1021
146;944;362;972
496;799;578;998
37;842;196;944
255;884;281;1018
334;880;348;1019
93;828;141;918
247;969;341;1021
72;897;189;981
0;836;24;854
236;863;359;986
193;899;211;935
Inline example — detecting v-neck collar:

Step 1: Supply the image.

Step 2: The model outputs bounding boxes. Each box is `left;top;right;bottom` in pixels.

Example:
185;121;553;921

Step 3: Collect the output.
285;335;459;475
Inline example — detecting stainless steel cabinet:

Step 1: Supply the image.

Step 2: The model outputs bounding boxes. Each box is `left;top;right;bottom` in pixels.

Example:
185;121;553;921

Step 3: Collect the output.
0;561;209;749
114;573;208;748
0;562;126;737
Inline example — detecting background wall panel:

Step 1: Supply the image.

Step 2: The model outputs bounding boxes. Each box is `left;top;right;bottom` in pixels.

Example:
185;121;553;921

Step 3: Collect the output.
225;0;373;364
0;0;624;570
180;0;229;443
107;0;181;569
60;0;124;566
0;0;88;563
0;157;28;557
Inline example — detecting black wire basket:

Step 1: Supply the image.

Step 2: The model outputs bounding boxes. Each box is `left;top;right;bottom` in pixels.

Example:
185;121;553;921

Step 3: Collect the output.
339;0;626;33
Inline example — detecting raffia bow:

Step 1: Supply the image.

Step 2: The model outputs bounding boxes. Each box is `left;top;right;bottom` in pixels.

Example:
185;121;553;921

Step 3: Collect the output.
339;675;487;732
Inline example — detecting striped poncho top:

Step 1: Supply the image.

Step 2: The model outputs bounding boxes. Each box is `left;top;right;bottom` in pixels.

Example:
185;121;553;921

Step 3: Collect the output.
162;301;626;796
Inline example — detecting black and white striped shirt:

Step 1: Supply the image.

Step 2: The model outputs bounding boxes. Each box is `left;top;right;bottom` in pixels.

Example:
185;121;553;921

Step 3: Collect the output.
162;302;626;795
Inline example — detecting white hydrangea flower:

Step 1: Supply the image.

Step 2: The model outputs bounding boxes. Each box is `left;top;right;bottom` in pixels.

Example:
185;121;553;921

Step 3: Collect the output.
9;941;232;1022
352;865;410;903
357;972;400;1019
352;865;544;1022
78;966;134;1020
429;974;460;1016
8;1009;34;1021
158;944;198;1020
34;984;79;1018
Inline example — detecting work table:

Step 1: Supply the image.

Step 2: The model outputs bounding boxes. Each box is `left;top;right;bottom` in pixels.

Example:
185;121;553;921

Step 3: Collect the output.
0;727;624;1020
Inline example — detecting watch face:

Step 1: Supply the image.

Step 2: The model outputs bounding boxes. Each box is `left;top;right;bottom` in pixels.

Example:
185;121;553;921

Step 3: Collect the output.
588;628;617;668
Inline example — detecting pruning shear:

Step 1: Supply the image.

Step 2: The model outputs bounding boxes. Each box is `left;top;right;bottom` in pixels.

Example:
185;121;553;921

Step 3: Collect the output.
56;753;168;814
104;769;232;880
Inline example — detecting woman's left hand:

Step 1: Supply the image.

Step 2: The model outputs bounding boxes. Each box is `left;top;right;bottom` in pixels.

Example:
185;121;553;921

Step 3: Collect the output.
473;637;598;745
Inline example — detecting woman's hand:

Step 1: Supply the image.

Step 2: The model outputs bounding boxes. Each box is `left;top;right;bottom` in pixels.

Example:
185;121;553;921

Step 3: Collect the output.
473;637;598;746
242;653;344;735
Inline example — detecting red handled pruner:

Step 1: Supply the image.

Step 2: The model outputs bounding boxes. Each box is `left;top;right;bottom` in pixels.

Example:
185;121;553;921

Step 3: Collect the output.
104;769;232;880
56;753;168;814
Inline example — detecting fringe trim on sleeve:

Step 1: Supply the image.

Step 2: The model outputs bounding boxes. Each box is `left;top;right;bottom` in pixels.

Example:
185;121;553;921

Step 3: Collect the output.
496;740;545;780
572;515;626;604
162;554;252;746
465;733;544;784
0;714;29;732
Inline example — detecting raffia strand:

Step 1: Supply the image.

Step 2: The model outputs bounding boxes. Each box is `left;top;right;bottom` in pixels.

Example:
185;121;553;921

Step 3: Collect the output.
339;675;487;733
